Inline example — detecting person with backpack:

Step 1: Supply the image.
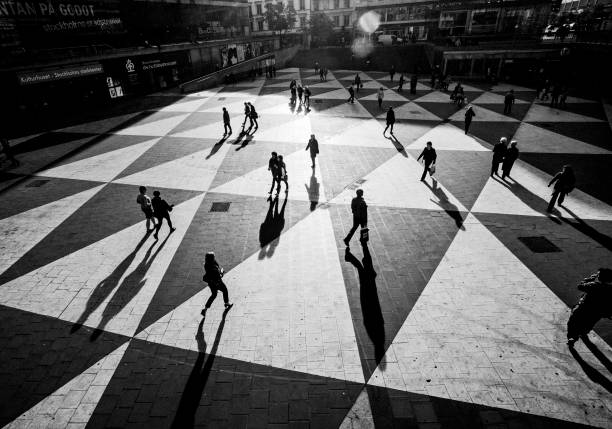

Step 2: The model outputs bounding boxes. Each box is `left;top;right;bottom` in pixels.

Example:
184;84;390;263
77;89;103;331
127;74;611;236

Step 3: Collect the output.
305;134;319;169
136;186;156;233
567;268;612;347
201;252;233;316
343;189;368;248
151;190;176;240
547;164;576;212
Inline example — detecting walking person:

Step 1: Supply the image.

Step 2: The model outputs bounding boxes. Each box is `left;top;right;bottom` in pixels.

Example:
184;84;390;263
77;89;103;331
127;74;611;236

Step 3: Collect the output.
201;252;233;316
304;86;311;109
501;141;519;180
241;102;250;130
297;84;304;105
290;80;297;104
491;137;508;177
410;74;418;94
152;190;176;240
547;164;576;212
343;189;368;247
389;65;395;82
136;186;157;233
314;61;319;74
222;107;232;136
417;141;437;182
323;68;328;81
354;73;361;93
347;85;355;104
551;84;561;108
319;67;324;82
268;152;281;196
305;134;319;169
398;73;404;92
248;102;258;130
0;137;19;167
567;268;612;347
464;105;475;135
559;86;568;109
503;89;515;114
383;106;395;136
377;87;384;110
277;155;289;194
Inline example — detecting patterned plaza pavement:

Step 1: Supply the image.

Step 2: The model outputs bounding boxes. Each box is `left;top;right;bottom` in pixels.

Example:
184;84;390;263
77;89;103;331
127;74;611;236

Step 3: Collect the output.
1;67;612;428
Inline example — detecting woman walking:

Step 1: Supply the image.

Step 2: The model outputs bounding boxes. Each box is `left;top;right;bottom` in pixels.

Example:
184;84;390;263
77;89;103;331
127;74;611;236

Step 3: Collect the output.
547;164;575;213
202;252;233;316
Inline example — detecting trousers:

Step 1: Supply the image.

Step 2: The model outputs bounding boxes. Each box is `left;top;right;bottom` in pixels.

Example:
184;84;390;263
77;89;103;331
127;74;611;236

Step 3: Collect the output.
205;281;229;308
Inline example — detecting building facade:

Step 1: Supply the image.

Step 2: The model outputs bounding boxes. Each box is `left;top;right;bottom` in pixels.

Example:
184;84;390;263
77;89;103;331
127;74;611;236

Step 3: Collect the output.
353;0;555;41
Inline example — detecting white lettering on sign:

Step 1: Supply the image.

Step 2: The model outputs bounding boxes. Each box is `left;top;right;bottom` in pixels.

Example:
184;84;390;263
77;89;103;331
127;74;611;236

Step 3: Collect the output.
17;63;103;85
0;1;96;17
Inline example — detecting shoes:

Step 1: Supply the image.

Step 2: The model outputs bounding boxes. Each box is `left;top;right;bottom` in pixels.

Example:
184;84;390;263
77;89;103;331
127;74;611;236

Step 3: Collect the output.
567;338;576;347
224;302;234;310
170;227;176;233
153;234;158;240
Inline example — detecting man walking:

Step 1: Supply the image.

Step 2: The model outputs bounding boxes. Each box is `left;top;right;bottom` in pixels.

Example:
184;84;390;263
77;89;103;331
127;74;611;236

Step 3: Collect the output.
491;137;508;177
201;252;233;316
297;84;304;105
268;152;281;195
248;102;258;130
377;87;384;109
503;89;515;114
136;186;156;232
398;73;404;92
222;107;232;136
547;164;575;212
347;85;355;104
383;106;395;136
343;189;368;247
410;74;418;94
241;102;250;130
502;140;519;179
389;65;395;82
354;73;361;93
417;141;437;182
152;190;176;240
306;134;319;169
464;105;475;135
304;86;311;109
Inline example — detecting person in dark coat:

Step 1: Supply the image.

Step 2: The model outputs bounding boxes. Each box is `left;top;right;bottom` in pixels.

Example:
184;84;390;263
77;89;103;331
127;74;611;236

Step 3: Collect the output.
464;105;475;135
304;86;311;109
547;164;575;212
347;85;355;104
417;141;437;182
389;65;395;81
248;102;258;130
201;252;233;316
343;189;368;247
567;268;612;347
305;134;319;168
297;84;304;105
410;74;418;94
354;74;361;93
503;89;515;114
491;137;508;177
268;152;280;195
241;102;250;130
383;106;395;136
0;137;19;167
501;141;519;180
222;107;232;136
152;190;175;240
290;80;297;104
551;84;562;108
398;73;404;91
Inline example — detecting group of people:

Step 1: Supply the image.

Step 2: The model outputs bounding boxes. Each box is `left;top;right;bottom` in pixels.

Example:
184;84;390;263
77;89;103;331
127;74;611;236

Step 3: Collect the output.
136;186;176;240
222;102;259;137
538;79;569;108
314;62;329;81
289;80;312;109
491;137;520;180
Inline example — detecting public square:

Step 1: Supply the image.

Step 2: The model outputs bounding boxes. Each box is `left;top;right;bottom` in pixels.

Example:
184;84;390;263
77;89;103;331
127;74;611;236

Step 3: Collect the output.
1;67;611;428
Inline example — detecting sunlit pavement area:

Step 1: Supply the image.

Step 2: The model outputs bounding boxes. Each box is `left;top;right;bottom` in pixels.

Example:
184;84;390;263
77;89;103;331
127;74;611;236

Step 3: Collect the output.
1;67;612;428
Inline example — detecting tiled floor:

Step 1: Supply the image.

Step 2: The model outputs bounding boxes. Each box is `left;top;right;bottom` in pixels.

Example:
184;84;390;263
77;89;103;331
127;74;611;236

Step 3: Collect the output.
1;67;611;428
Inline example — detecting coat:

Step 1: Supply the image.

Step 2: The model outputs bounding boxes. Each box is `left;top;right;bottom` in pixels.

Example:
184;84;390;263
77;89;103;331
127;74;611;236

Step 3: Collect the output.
351;196;367;219
152;196;172;218
502;147;519;171
417;147;437;164
386;109;395;124
306;138;319;156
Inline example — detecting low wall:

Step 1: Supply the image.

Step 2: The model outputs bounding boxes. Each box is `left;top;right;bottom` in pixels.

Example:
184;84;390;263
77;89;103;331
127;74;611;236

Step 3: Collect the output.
180;45;301;93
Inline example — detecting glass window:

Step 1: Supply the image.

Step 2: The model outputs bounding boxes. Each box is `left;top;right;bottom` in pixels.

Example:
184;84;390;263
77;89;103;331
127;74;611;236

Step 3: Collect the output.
300;0;305;9
334;0;339;9
300;16;306;27
256;4;262;15
258;20;264;31
287;0;294;10
313;0;319;11
344;0;350;7
345;15;351;26
333;15;339;25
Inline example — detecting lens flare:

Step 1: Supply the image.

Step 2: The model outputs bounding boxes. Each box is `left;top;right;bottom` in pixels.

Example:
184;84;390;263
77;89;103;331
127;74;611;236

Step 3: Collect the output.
358;11;381;34
351;38;374;58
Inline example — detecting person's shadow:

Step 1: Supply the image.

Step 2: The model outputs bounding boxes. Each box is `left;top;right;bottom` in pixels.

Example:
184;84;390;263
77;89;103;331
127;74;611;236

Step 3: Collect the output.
258;195;288;259
345;244;386;370
385;134;407;157
235;133;254;151
425;179;465;230
569;336;612;394
304;171;320;211
71;232;151;336
89;235;170;341
205;137;226;159
171;308;230;428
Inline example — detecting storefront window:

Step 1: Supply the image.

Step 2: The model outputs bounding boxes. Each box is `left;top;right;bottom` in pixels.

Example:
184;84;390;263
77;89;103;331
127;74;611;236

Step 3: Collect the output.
471;9;499;33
